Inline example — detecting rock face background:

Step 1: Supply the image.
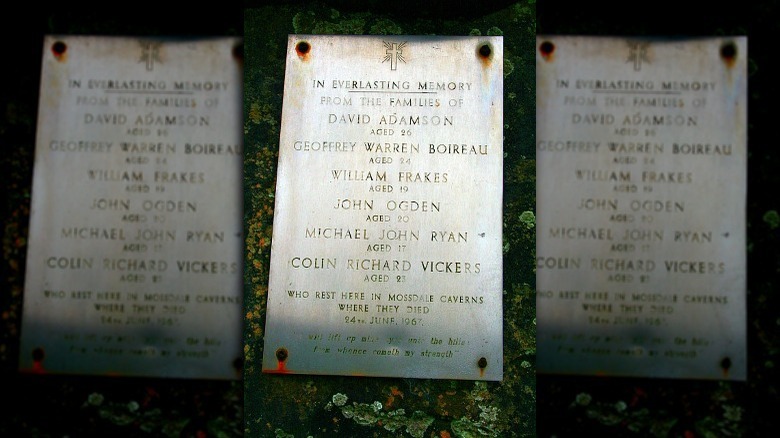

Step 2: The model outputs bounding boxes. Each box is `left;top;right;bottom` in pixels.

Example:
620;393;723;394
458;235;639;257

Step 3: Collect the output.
242;3;535;436
1;1;777;437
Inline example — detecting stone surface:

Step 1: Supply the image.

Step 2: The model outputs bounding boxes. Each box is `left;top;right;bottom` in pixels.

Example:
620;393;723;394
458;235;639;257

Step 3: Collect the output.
243;5;536;435
536;36;747;380
261;35;504;380
18;35;244;379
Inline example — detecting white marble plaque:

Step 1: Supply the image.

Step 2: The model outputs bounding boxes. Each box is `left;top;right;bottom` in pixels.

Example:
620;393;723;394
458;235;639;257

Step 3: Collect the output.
18;36;244;379
262;35;504;380
536;36;747;380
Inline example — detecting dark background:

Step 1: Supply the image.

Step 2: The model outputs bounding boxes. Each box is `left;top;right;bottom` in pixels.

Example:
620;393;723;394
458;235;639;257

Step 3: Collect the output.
1;3;246;437
536;1;779;437
2;1;777;436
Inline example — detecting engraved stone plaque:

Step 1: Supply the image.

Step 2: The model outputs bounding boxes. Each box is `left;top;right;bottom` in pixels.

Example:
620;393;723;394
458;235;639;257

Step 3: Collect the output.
536;36;747;380
262;35;503;380
18;36;244;379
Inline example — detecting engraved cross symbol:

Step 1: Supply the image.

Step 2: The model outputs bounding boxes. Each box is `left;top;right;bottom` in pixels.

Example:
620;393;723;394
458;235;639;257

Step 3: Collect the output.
383;41;407;71
139;41;162;71
626;41;650;72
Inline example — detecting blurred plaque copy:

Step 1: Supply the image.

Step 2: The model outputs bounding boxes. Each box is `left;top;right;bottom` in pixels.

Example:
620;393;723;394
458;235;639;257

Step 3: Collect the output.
536;36;747;380
262;35;504;380
18;36;244;379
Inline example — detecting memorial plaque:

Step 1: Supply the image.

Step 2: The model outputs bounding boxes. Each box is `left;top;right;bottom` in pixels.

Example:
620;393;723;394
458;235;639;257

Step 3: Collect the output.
262;35;503;380
536;36;747;380
18;36;244;379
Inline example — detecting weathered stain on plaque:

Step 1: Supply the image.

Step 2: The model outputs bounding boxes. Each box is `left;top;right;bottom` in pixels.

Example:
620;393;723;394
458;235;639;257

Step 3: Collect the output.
536;36;747;380
262;35;504;381
18;36;244;379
